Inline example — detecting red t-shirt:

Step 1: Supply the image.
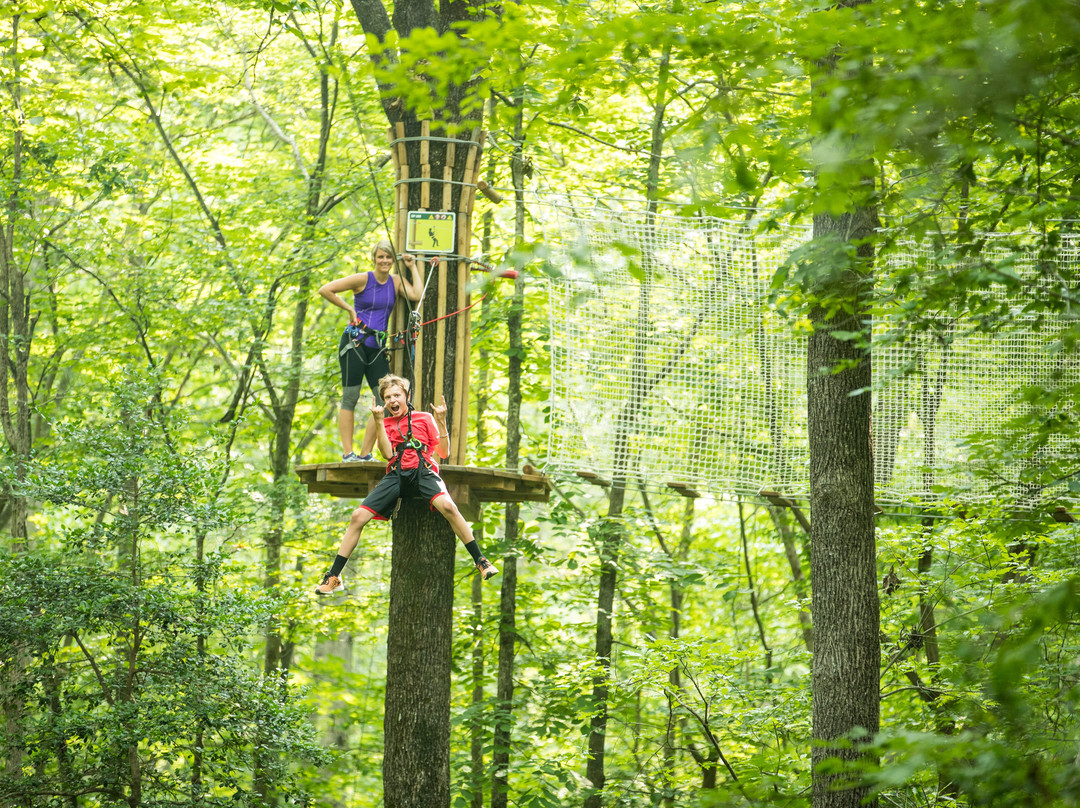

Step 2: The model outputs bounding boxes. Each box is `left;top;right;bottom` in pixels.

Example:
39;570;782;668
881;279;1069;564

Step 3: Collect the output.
382;410;441;474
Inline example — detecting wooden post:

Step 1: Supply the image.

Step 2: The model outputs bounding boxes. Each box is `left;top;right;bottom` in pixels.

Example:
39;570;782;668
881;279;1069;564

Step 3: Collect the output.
420;120;431;209
390;123;410;381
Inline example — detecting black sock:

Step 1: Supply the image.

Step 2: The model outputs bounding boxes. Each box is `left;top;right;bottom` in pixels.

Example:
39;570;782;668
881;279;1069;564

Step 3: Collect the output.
329;554;349;577
463;540;483;563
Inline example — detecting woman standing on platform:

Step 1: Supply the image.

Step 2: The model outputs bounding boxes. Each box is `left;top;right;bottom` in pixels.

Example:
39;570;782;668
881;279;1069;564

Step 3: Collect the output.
319;240;423;461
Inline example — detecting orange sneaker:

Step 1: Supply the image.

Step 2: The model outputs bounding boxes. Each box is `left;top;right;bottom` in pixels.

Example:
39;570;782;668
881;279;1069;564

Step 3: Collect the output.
314;572;344;595
475;557;498;581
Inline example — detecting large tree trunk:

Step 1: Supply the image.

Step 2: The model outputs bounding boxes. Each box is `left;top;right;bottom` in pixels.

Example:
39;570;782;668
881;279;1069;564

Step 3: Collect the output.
346;3;493;805
384;502;457;808
808;205;879;808
808;6;879;805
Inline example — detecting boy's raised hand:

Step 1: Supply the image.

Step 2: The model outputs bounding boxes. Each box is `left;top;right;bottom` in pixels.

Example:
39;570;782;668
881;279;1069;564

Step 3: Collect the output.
430;395;448;424
370;397;385;421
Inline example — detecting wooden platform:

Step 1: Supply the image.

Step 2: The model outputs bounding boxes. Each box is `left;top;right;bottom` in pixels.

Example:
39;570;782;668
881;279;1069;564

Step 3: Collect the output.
295;460;552;521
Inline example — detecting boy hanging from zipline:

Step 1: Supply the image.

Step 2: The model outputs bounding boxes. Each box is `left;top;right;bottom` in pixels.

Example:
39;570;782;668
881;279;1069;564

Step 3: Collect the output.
314;373;498;594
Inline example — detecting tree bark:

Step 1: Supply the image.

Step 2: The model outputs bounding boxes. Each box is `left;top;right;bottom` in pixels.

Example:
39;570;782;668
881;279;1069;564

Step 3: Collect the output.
0;11;32;549
662;496;694;808
808;6;880;805
0;17;33;797
808;205;879;808
383;501;457;808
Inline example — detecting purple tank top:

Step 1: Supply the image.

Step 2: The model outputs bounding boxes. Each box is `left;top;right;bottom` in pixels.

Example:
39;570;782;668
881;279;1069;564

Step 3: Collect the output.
353;272;396;347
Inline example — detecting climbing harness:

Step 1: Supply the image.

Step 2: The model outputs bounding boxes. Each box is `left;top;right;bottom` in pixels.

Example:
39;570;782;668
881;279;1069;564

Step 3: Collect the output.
339;321;390;361
387;390;431;490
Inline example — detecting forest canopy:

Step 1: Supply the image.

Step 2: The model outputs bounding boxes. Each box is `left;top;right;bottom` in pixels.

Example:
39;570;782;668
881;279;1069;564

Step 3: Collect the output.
1;0;1079;806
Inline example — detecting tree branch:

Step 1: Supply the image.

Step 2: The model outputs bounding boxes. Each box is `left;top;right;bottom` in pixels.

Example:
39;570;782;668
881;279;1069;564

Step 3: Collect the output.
72;632;115;707
242;59;309;181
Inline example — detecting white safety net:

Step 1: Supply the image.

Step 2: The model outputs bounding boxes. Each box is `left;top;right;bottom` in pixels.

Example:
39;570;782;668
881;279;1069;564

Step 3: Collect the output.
537;200;1080;507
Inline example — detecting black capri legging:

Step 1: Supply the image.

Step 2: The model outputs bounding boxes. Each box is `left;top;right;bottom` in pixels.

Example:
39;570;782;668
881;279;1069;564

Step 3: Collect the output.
339;330;390;408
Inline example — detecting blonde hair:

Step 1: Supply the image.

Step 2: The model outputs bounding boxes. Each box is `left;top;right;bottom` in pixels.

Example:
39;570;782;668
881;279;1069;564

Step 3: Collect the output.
370;239;395;264
377;374;410;400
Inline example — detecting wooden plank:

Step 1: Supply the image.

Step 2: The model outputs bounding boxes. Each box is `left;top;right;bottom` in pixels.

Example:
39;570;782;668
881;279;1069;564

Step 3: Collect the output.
295;462;552;505
666;481;703;498
444;474;515;492
460;135;478;212
420;120;430;207
413;319;423;410
396;165;409;217
388;126;400;171
393;123;407;166
319;467;385;484
419;120;430;164
454;219;470;465
388;291;401;377
760;489;812;534
472;488;551;503
576;470;611;488
305;483;370;498
442;142;456;211
434;252;447;412
462;127;482;215
457;305;470;466
420;168;431;208
393;123;408;236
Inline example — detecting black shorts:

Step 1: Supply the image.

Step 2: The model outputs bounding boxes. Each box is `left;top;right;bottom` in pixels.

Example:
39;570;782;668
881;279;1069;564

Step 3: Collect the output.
339;330;390;394
359;465;449;521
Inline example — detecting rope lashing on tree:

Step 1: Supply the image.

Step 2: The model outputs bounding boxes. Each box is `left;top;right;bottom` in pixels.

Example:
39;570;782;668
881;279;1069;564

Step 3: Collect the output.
387;134;483;149
392;177;480;190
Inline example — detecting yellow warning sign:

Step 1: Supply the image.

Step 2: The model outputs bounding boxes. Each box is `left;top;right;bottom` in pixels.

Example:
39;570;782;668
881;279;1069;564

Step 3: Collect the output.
407;211;456;254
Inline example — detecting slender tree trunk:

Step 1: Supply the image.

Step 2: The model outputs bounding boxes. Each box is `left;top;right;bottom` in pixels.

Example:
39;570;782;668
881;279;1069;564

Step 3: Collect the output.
383;502;457;808
491;71;528;808
470;569;485;808
0;12;32;543
739;501;773;674
0;17;31;795
584;42;671;808
42;650;77;808
769;505;813;652
662;496;694;808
